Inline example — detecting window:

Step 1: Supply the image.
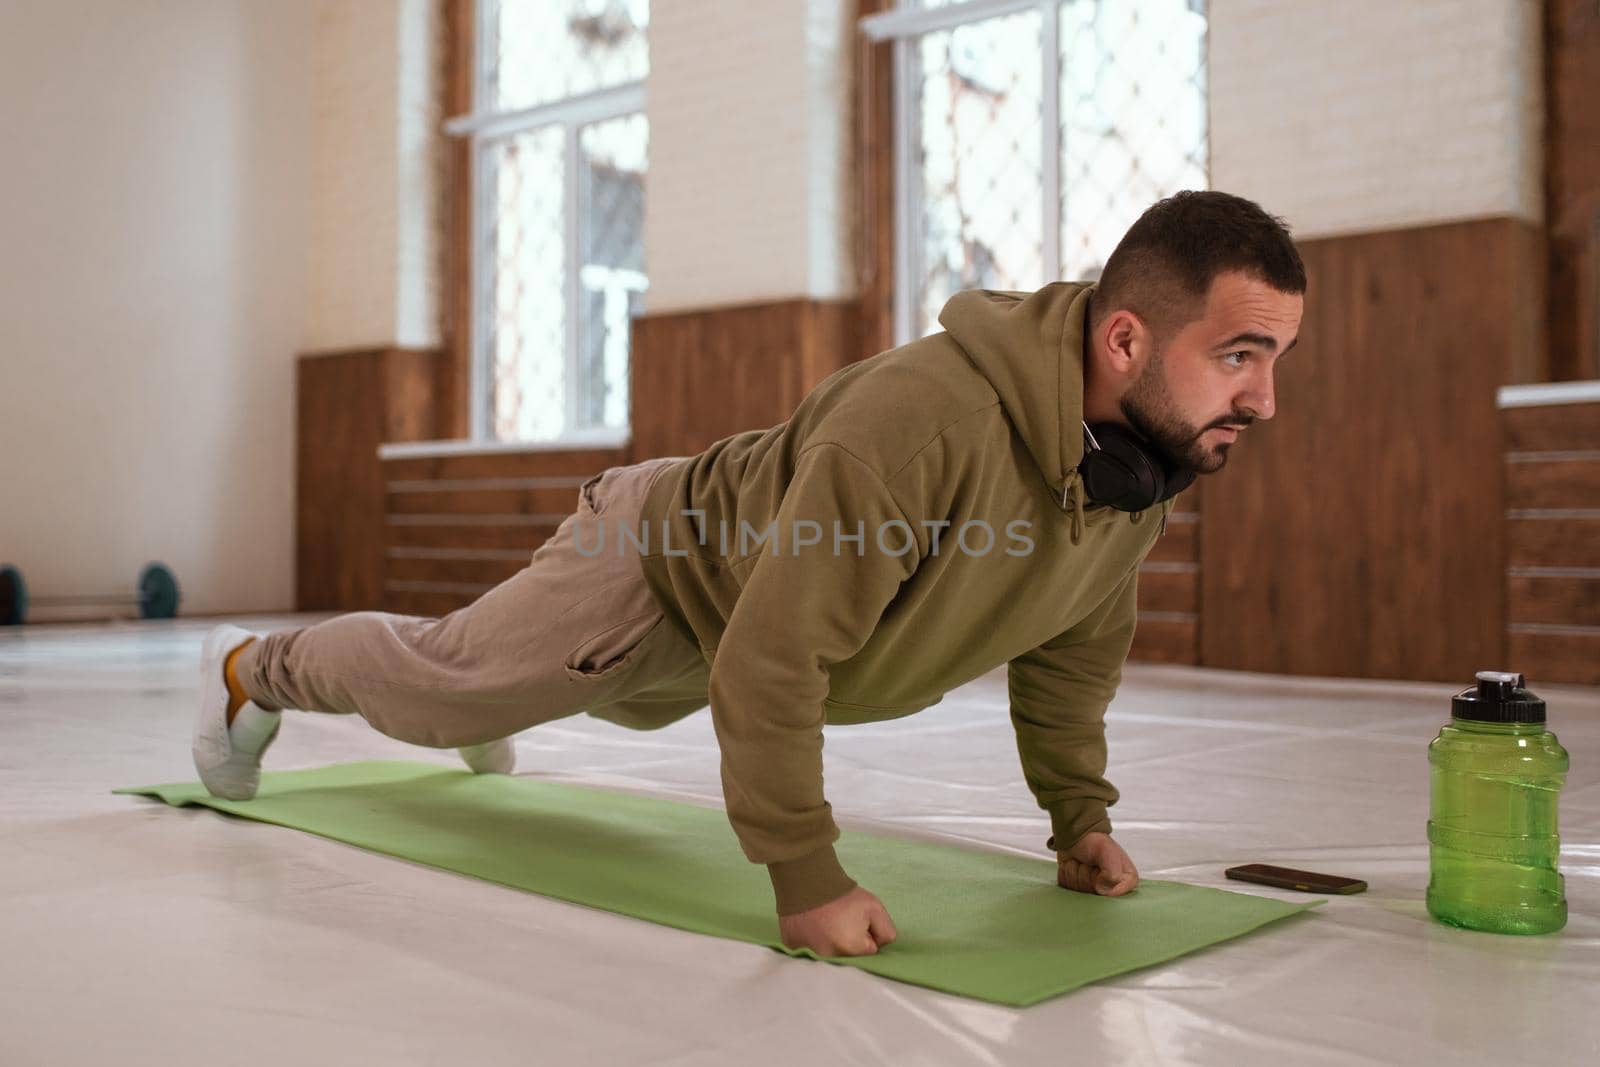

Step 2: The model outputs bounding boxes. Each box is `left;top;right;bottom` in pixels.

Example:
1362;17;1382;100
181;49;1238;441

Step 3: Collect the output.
862;0;1208;343
447;0;649;444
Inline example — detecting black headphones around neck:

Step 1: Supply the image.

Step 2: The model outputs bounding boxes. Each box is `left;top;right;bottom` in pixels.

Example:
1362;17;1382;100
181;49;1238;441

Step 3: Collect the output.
1077;422;1196;512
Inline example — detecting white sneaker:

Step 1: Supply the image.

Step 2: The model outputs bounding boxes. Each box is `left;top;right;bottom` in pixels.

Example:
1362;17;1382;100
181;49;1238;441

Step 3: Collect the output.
458;738;516;775
192;624;281;800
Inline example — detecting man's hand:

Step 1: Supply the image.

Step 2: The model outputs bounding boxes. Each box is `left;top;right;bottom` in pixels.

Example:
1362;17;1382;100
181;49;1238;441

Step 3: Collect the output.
778;885;899;957
1058;831;1140;896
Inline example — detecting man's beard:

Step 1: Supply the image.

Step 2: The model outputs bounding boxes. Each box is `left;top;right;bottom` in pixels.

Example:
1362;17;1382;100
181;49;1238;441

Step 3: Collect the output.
1119;349;1254;475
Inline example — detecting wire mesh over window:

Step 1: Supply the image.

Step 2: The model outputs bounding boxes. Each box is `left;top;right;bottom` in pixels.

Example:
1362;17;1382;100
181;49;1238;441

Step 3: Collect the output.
890;0;1208;340
487;0;649;113
1059;0;1207;280
914;9;1045;341
474;0;648;443
486;127;566;442
577;114;647;433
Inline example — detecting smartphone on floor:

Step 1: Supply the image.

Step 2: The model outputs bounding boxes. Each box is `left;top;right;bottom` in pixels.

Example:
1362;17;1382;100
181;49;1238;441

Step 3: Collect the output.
1225;863;1366;894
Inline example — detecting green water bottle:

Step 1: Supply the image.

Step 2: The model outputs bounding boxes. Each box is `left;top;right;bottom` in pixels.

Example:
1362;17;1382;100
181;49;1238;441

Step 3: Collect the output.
1426;671;1568;934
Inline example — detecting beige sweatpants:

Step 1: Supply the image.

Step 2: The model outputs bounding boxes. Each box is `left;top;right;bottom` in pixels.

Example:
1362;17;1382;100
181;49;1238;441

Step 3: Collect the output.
234;456;710;748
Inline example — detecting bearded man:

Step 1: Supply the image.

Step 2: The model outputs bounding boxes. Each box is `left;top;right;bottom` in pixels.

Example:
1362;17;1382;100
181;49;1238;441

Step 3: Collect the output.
192;190;1306;958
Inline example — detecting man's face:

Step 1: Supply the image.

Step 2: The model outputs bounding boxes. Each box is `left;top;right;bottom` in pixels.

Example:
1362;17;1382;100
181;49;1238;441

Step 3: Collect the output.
1120;271;1303;473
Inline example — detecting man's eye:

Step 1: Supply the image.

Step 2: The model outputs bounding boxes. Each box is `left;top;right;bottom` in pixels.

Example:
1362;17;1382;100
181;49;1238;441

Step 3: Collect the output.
1223;351;1248;367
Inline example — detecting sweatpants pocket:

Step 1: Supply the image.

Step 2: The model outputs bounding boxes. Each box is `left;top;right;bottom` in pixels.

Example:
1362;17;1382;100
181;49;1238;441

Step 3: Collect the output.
577;469;610;514
562;612;663;680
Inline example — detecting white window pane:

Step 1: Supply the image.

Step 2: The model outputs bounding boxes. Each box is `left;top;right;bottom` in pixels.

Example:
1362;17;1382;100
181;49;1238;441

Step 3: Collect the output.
914;9;1045;338
578;113;648;434
488;0;650;113
485;126;567;442
475;3;650;444
1059;0;1208;280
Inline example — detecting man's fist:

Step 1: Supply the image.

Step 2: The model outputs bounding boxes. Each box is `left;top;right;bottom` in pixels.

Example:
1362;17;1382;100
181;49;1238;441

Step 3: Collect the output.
778;885;899;957
1058;831;1140;896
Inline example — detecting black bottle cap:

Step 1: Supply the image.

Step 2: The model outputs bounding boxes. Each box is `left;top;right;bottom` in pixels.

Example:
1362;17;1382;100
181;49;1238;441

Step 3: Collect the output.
1451;670;1547;724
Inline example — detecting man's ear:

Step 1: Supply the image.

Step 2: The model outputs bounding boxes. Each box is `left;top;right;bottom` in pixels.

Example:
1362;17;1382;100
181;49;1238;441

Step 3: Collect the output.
1098;309;1149;379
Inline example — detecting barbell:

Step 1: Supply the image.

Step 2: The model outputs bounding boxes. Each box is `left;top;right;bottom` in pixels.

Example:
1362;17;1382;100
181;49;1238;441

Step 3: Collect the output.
0;562;181;625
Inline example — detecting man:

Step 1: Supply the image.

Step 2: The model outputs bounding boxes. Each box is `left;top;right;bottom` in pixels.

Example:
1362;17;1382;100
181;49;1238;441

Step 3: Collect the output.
193;191;1306;958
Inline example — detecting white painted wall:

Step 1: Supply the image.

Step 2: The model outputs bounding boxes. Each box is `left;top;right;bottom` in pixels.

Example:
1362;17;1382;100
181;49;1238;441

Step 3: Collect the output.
0;0;1547;616
305;0;442;352
395;0;445;349
645;0;1543;313
304;0;399;351
646;0;854;313
1209;0;1543;239
0;0;316;618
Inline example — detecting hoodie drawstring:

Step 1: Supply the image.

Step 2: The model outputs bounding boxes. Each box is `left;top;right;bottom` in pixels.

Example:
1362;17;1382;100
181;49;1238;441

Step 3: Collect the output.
1062;476;1154;543
1063;476;1086;545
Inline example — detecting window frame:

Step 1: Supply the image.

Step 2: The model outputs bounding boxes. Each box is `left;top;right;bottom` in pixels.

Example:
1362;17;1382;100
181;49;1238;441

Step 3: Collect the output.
860;0;1209;346
442;0;647;446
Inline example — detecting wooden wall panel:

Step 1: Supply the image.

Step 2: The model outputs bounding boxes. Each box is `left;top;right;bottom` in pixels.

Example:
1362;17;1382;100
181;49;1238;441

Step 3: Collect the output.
628;299;862;462
299;333;634;617
1504;397;1600;685
1508;518;1600;569
1130;618;1200;666
376;446;627;615
1145;518;1196;564
438;0;473;439
856;0;896;362
384;590;484;619
1138;568;1197;615
1546;0;1600;382
1505;402;1600;450
1507;455;1600;508
297;354;382;612
1509;631;1600;685
1201;218;1544;682
382;349;440;442
387;486;587;515
1131;486;1200;666
296;347;439;612
387;555;530;587
1509;575;1600;627
385;448;624;481
387;522;565;552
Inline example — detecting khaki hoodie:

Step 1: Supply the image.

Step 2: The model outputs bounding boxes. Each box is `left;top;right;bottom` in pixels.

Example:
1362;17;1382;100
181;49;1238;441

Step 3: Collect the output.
637;282;1171;913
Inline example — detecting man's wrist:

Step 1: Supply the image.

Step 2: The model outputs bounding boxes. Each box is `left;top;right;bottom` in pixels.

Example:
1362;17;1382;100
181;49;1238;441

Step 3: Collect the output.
1044;802;1113;854
768;844;857;916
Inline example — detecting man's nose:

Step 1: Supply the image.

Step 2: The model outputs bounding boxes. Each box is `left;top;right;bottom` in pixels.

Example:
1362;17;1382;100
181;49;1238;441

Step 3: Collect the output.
1240;368;1276;422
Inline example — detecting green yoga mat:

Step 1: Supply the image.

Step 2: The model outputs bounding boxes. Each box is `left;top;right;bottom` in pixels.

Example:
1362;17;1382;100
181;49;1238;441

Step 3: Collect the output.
116;761;1319;1006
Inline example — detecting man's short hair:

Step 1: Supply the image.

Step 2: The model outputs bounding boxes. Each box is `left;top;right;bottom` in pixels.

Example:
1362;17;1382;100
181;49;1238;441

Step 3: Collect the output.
1091;190;1307;338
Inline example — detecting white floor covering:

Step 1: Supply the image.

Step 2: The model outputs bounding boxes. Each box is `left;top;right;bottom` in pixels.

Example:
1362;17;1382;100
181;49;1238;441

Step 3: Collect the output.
2;614;1597;1066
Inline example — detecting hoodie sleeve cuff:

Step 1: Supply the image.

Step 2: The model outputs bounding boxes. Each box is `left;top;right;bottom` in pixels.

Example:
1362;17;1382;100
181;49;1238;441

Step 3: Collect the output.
767;845;859;916
1044;801;1113;854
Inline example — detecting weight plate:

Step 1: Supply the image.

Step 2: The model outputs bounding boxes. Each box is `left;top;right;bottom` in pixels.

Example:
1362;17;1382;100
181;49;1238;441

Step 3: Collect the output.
0;564;26;626
138;563;180;619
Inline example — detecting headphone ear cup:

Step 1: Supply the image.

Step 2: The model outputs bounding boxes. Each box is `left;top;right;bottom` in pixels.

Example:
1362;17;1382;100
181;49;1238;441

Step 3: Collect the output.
1079;422;1181;512
1080;442;1163;512
1164;466;1197;498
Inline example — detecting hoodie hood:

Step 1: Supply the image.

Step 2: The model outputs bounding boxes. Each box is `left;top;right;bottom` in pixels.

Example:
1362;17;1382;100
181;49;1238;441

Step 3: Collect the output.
938;282;1095;499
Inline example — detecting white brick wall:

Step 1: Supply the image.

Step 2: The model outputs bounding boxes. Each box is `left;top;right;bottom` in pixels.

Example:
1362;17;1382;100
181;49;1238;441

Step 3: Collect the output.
394;0;443;349
1209;0;1543;239
805;0;855;302
304;0;1548;340
646;0;1544;310
304;0;399;351
304;0;441;351
646;0;854;313
0;0;317;614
